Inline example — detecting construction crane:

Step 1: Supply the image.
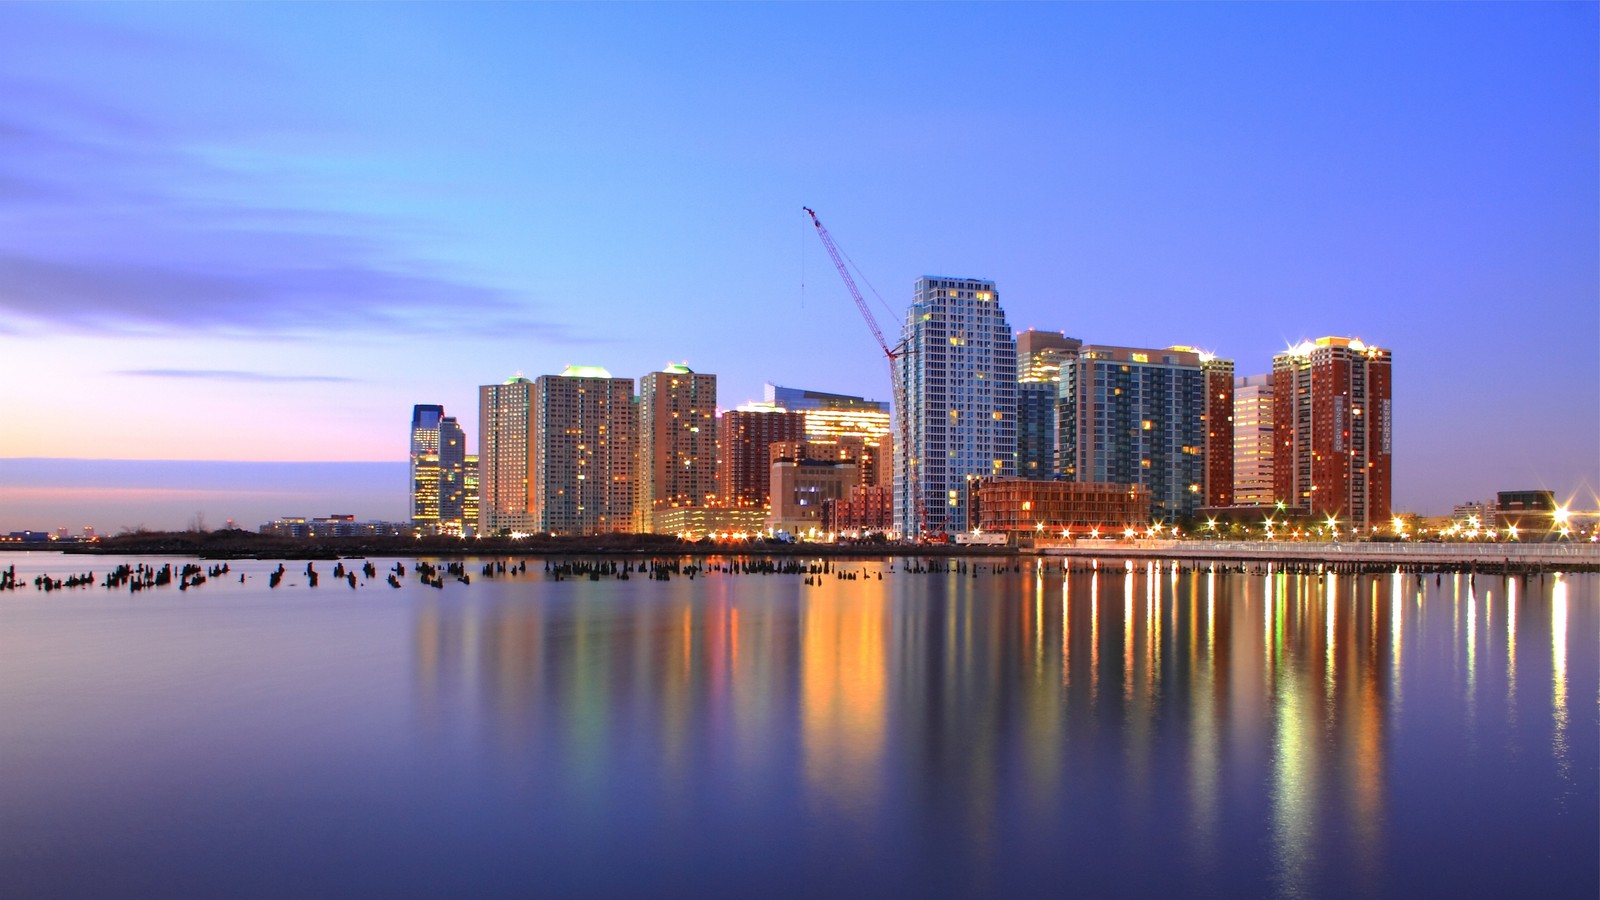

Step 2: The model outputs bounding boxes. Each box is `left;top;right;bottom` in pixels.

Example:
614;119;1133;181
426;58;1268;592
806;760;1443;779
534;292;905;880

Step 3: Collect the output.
803;207;926;540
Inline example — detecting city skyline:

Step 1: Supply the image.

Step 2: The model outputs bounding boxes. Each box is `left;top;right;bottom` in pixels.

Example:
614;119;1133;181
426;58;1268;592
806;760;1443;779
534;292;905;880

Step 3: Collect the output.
1;4;1595;529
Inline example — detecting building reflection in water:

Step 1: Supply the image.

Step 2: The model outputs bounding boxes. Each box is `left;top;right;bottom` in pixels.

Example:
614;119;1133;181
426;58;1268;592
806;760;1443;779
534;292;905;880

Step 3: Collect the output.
801;579;886;821
1506;574;1517;712
1552;575;1568;779
406;558;1588;894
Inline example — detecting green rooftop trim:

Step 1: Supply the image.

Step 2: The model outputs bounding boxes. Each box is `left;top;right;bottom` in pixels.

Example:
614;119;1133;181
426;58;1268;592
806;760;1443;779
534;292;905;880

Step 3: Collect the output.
661;362;694;374
560;365;613;379
503;375;533;384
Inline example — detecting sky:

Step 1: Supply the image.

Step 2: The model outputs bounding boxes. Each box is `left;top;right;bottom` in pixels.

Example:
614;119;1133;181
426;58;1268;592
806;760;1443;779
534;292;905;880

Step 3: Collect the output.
0;3;1595;530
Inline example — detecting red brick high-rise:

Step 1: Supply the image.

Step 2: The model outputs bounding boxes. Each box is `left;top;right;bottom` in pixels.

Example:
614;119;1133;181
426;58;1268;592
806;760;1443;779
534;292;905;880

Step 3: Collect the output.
716;404;807;509
1200;354;1234;508
1272;337;1392;532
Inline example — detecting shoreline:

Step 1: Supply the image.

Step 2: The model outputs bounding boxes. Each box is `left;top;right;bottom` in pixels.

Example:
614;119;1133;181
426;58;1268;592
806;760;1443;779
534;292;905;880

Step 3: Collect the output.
29;531;1014;561
5;530;1592;573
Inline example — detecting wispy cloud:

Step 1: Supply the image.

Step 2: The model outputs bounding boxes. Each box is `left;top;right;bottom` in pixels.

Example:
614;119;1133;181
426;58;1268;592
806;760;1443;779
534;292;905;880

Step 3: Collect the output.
0;67;578;341
115;368;360;384
0;247;540;337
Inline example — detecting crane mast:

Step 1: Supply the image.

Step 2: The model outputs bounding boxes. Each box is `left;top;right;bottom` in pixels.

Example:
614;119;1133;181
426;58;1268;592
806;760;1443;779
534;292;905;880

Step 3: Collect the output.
803;207;926;540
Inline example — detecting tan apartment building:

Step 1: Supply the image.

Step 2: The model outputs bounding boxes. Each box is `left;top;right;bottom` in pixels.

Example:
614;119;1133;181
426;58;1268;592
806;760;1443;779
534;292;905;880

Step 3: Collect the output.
635;363;717;532
478;376;536;534
1232;373;1274;506
533;366;635;535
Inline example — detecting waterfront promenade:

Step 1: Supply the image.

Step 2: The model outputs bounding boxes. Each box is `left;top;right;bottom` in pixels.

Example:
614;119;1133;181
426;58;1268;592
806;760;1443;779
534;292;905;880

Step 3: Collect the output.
1038;538;1600;570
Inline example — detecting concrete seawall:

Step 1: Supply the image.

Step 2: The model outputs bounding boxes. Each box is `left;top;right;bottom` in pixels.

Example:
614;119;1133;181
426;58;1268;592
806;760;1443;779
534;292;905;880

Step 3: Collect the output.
1036;539;1600;571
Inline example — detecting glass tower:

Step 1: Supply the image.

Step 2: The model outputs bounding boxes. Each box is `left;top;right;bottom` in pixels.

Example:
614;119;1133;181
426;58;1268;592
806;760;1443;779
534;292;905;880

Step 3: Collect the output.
436;415;467;534
409;404;444;530
1057;345;1209;523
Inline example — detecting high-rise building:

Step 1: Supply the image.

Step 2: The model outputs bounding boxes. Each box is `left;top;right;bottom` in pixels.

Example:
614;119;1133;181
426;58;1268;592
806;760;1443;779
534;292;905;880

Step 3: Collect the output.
534;366;635;535
896;276;1017;535
1015;329;1082;383
411;407;467;535
765;384;887;413
1057;345;1213;522
436;415;467;534
764;383;892;487
1272;337;1392;532
462;453;479;535
1232;373;1274;506
717;402;808;509
1016;381;1056;480
410;404;444;530
636;363;717;533
478;377;536;534
1014;329;1081;481
1198;353;1234;508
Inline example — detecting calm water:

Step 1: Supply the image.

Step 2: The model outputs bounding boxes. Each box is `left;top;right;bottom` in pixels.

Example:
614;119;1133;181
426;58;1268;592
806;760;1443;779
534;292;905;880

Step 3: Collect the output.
1;552;1594;898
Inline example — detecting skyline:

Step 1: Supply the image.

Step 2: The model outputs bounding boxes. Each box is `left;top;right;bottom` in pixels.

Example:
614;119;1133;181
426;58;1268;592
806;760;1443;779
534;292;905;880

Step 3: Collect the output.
1;3;1595;529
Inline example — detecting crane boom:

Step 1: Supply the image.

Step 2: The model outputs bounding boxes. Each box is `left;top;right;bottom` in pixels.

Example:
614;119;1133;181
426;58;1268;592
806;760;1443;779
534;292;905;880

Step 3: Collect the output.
802;207;926;539
803;208;895;361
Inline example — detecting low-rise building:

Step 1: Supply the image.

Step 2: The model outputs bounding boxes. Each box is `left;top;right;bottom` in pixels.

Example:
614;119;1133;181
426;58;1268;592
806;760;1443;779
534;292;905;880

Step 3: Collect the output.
1451;501;1493;528
768;456;859;536
652;505;769;539
823;484;892;535
259;515;412;538
973;478;1150;539
1496;490;1557;536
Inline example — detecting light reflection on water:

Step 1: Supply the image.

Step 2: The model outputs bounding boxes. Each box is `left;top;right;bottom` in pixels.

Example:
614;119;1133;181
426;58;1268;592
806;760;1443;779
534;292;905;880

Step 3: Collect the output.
1553;575;1569;784
0;553;1595;898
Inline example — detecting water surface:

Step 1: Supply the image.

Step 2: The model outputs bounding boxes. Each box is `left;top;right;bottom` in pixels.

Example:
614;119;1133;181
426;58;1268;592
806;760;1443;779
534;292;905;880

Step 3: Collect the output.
1;553;1594;897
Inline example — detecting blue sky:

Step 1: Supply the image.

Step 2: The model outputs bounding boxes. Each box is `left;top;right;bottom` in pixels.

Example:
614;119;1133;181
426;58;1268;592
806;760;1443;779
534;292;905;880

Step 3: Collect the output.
0;3;1595;529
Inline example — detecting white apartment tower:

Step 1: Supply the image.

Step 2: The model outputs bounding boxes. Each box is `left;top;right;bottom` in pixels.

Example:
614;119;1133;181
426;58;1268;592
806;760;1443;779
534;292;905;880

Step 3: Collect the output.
894;276;1017;536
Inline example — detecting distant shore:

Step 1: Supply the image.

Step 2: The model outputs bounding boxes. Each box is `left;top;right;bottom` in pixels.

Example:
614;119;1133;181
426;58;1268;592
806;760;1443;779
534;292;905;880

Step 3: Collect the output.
1;529;1590;573
27;529;1005;560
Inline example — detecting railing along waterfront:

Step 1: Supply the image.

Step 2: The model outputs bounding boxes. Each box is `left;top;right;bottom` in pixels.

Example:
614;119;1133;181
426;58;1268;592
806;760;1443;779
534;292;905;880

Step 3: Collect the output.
1037;538;1600;567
